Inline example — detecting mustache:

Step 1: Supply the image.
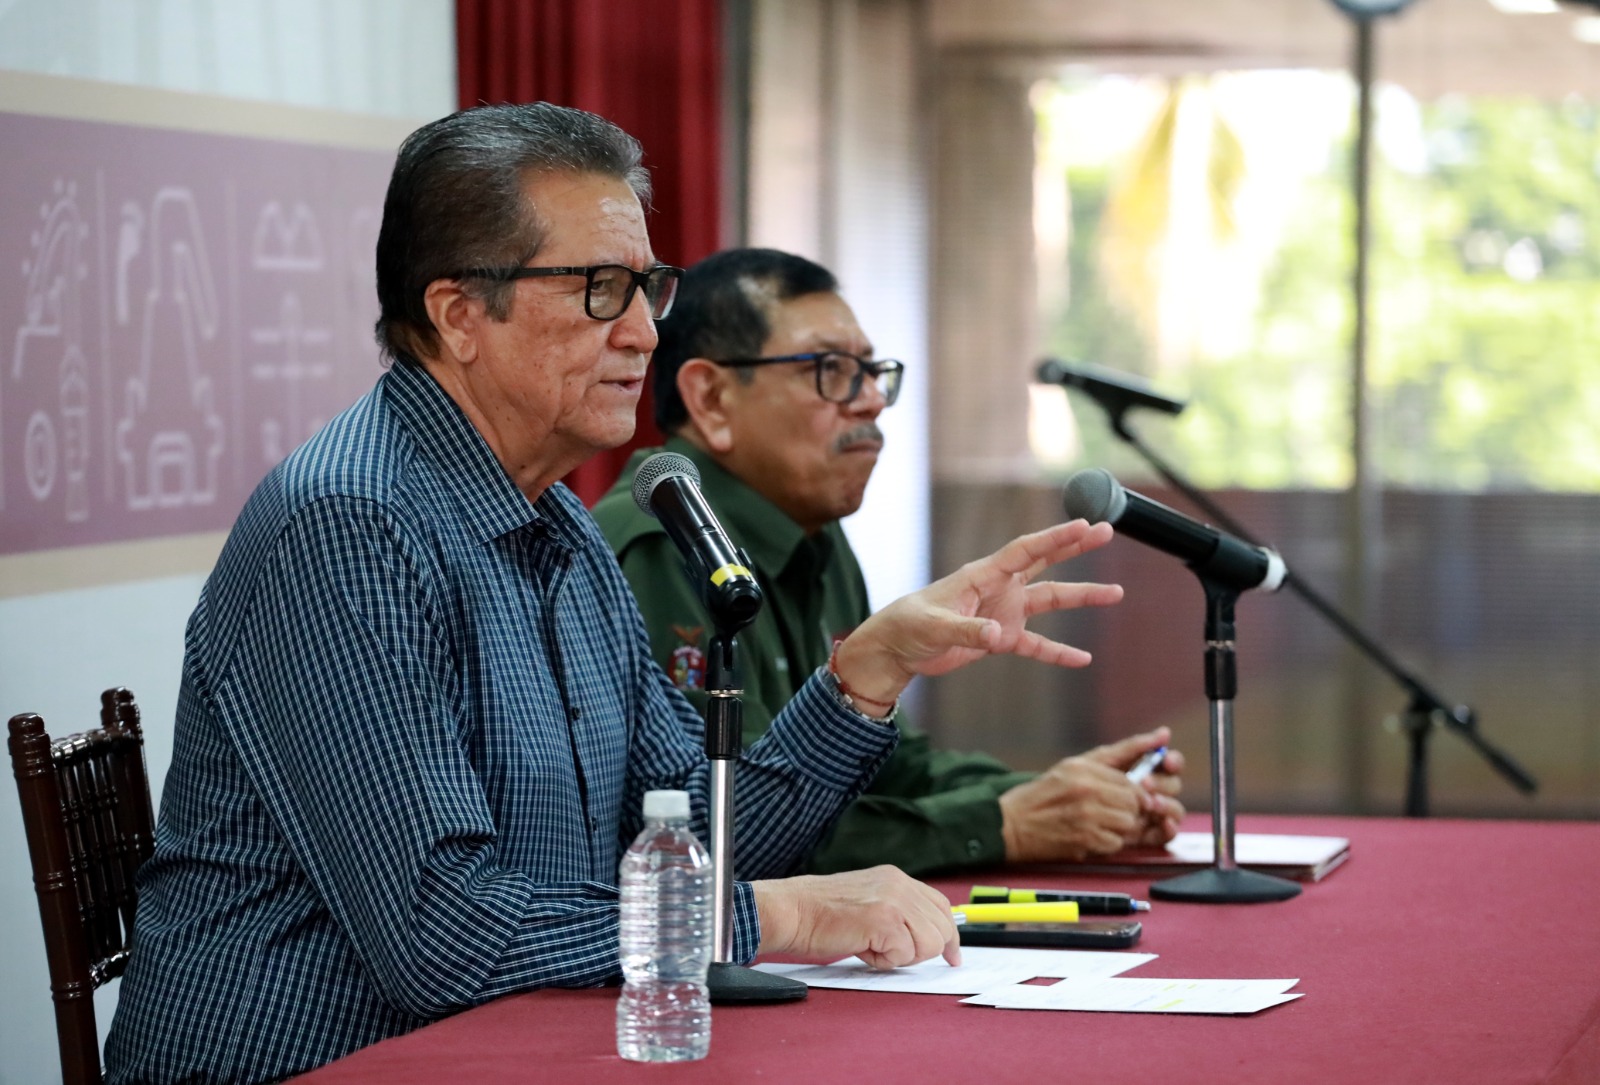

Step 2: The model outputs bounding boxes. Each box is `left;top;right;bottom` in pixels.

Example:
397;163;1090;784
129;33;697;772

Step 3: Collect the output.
834;423;885;453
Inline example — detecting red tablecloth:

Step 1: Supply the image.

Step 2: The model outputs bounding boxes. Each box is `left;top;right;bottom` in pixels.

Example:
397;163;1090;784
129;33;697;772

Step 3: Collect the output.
295;815;1600;1085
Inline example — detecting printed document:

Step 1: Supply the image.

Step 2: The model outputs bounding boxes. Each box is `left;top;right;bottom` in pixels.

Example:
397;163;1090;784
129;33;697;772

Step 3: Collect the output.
753;946;1155;995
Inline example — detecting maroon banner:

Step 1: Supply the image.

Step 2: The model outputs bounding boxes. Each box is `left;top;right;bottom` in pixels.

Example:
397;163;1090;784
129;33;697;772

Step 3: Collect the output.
0;111;395;556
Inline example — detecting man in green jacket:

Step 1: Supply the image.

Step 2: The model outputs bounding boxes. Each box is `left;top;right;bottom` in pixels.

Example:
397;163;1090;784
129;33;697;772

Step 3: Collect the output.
593;248;1184;876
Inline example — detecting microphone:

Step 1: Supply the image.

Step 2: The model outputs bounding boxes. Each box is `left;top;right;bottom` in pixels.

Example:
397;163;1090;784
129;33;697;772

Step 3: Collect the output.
1035;359;1186;418
632;452;764;630
1063;468;1287;593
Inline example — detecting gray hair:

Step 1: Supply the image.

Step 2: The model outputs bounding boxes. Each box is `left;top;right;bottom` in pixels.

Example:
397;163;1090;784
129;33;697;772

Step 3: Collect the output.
373;101;651;364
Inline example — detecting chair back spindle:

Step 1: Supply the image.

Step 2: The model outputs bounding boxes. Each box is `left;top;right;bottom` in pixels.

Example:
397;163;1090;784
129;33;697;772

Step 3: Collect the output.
9;688;154;1085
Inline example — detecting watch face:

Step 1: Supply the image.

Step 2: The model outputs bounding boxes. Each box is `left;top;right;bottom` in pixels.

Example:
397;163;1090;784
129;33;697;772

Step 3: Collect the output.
1329;0;1414;14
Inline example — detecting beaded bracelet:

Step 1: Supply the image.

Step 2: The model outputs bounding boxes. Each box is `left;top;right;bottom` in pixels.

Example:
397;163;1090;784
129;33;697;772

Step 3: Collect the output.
826;640;898;722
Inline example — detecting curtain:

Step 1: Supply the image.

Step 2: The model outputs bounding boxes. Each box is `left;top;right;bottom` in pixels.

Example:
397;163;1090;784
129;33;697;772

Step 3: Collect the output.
456;0;724;504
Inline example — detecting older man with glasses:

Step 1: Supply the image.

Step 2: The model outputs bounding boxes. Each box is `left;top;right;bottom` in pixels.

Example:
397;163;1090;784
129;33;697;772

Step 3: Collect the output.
597;248;1188;879
103;110;1139;1085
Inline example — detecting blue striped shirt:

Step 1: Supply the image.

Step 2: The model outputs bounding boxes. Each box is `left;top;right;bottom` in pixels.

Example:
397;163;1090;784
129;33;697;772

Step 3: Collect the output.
103;361;897;1084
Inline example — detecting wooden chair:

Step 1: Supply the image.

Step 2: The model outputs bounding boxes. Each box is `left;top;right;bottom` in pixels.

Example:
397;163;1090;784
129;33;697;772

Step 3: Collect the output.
8;688;155;1085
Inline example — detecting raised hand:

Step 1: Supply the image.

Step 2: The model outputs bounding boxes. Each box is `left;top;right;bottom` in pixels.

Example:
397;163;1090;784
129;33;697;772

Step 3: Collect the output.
833;520;1124;707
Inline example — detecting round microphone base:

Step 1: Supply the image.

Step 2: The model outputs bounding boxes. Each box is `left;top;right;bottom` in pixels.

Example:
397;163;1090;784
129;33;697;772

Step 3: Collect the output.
1149;866;1302;904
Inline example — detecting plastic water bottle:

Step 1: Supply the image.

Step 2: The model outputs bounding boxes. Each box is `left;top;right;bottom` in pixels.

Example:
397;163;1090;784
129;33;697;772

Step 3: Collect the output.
616;789;713;1062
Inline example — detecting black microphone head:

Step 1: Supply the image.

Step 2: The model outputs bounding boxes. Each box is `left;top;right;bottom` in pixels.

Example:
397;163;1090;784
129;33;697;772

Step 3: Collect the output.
1062;468;1129;524
1035;358;1187;417
632;452;701;517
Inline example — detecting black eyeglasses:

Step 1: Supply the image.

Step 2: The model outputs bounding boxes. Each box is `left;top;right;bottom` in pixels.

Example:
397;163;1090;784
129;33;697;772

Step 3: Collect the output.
448;263;683;320
711;351;904;407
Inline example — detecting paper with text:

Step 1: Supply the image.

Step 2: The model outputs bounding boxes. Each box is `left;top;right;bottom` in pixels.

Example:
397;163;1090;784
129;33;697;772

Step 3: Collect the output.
753;947;1155;995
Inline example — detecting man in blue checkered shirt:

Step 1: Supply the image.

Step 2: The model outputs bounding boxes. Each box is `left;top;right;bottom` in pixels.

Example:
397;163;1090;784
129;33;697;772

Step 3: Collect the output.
103;102;1125;1084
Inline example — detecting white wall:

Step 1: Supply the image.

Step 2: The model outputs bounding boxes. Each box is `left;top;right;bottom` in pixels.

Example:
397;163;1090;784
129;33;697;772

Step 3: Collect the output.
0;575;203;1084
0;0;452;121
0;5;454;1082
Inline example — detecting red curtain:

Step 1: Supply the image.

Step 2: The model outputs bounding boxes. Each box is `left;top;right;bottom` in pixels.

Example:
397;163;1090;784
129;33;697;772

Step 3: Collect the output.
456;0;724;504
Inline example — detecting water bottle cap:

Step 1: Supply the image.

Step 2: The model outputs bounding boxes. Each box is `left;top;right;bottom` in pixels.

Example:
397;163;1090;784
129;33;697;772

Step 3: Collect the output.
642;790;690;820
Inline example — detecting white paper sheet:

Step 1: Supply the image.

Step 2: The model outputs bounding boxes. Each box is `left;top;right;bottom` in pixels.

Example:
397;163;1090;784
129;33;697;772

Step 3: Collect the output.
752;947;1155;995
1165;833;1346;866
964;976;1302;1014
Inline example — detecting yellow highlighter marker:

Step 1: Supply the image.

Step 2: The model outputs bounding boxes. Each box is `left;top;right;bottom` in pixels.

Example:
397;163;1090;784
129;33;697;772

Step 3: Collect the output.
950;901;1080;924
969;885;1151;914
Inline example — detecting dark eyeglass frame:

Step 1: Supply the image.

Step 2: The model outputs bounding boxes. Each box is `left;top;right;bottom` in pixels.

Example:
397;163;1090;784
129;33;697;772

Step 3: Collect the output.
447;263;684;320
710;351;905;407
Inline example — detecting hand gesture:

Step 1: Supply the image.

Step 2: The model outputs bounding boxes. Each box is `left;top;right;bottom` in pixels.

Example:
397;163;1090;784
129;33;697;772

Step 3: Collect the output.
834;520;1123;705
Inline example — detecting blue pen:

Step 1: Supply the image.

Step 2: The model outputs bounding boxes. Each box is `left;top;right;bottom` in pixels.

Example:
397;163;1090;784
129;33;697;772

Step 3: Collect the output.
1126;746;1167;784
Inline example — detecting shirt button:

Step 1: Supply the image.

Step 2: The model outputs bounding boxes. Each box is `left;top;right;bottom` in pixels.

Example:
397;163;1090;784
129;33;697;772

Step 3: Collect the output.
966;839;983;858
569;706;581;722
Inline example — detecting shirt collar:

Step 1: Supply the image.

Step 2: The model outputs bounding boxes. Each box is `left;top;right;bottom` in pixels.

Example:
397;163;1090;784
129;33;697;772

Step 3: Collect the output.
382;361;585;547
662;436;832;578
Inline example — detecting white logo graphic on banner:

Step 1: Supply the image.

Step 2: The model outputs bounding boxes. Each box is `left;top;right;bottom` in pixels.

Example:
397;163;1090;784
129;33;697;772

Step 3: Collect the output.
249;200;333;465
113;186;225;511
0;110;393;557
10;178;91;521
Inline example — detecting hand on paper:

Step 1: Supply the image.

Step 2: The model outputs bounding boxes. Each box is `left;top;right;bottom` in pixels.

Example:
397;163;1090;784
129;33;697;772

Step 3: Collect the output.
998;727;1186;862
751;866;960;970
831;520;1123;710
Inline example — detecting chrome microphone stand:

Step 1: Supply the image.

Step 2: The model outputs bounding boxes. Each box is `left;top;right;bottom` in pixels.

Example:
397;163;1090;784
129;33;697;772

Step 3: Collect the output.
1150;579;1300;903
702;617;806;1003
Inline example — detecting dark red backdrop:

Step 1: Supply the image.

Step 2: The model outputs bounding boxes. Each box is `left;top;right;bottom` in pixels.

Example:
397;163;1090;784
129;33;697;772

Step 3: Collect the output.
456;0;724;504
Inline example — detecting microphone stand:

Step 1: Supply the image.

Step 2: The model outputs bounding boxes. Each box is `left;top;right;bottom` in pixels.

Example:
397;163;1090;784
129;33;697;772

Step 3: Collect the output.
1095;404;1536;815
1150;579;1300;902
702;616;807;1004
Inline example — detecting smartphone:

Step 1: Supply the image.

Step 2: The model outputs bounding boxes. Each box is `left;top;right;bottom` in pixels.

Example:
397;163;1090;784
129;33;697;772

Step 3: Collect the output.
958;920;1142;949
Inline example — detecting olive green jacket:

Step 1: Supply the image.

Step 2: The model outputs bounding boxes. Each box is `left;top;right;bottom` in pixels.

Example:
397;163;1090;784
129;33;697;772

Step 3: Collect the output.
593;438;1032;876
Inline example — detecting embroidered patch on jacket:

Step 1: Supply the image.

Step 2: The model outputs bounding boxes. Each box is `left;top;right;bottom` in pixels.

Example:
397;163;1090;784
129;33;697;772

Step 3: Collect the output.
669;625;706;691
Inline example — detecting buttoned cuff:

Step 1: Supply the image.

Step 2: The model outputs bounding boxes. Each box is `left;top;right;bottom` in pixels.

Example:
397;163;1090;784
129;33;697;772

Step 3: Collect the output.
730;880;761;963
765;670;900;793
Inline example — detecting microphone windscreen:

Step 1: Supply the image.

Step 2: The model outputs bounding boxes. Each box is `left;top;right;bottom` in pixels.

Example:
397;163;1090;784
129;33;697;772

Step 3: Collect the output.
1062;468;1127;524
632;452;701;516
